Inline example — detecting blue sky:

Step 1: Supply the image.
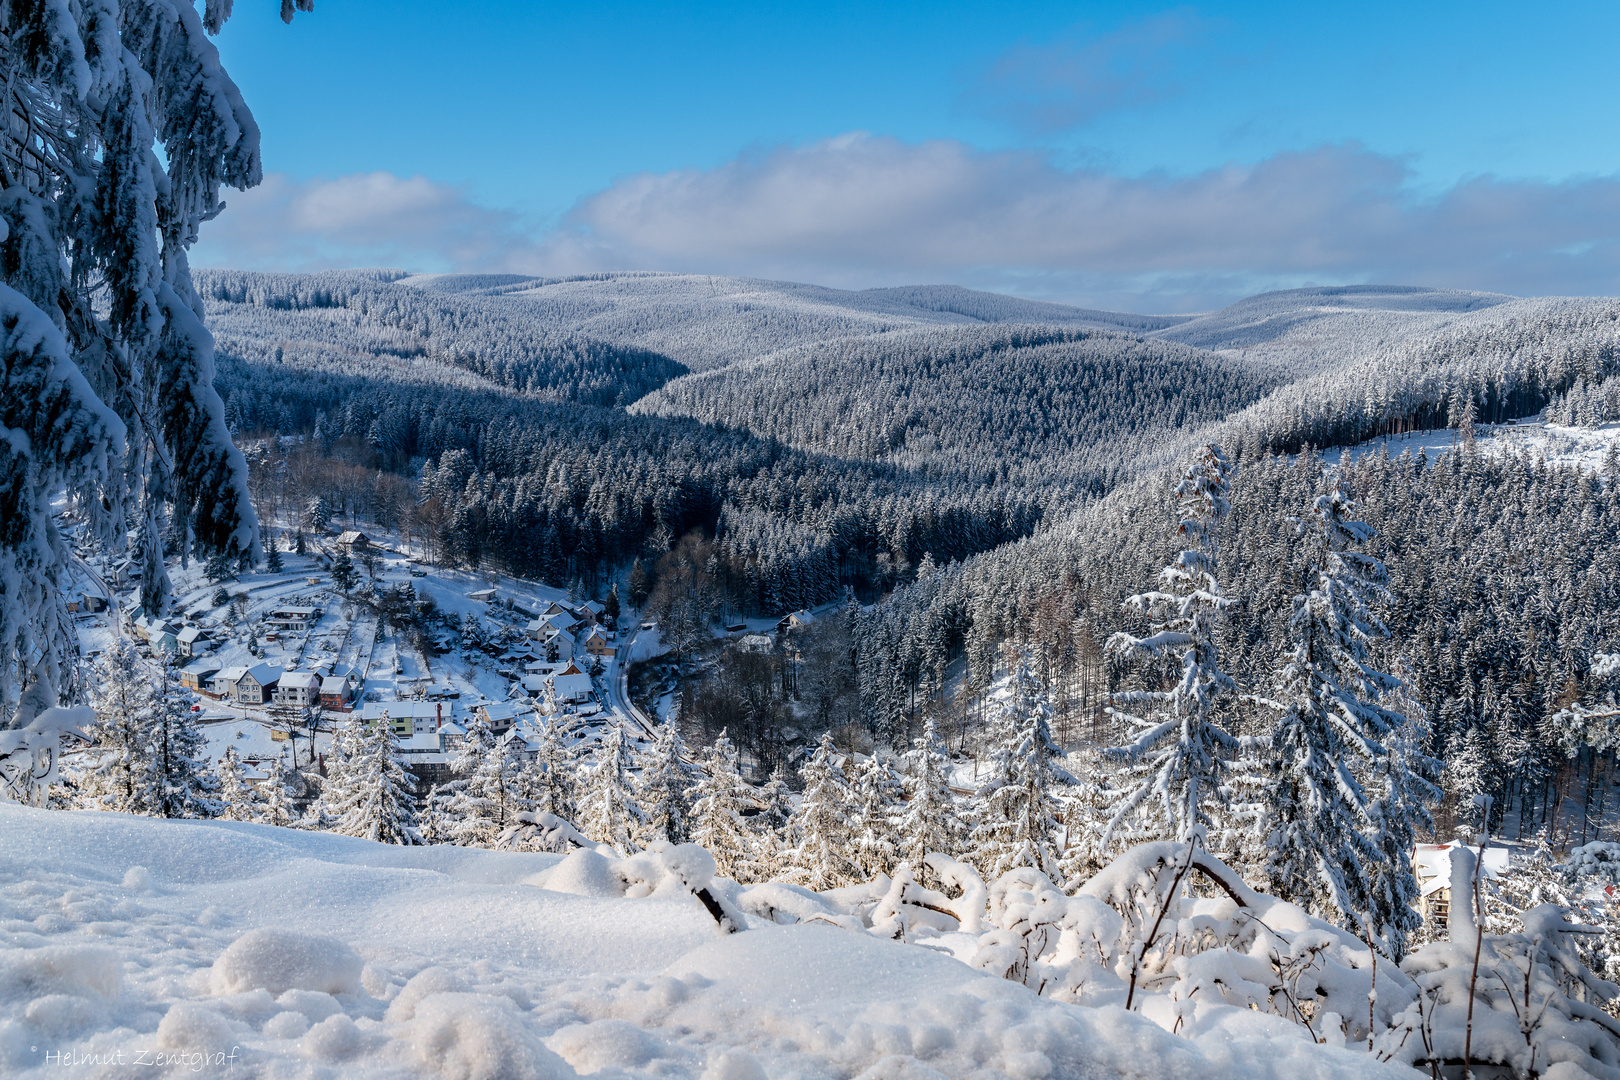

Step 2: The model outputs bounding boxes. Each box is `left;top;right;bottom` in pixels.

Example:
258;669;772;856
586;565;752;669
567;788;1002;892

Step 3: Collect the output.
192;2;1620;310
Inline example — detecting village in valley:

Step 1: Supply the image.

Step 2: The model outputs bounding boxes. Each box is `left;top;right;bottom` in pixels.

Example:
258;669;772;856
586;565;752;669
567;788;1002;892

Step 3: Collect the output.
65;521;642;802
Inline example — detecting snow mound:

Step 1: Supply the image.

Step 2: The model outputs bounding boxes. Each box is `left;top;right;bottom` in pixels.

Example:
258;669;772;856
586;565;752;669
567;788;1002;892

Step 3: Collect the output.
208;927;362;995
535;848;624;897
156;1001;241;1051
0;944;122;1000
413;992;577;1080
547;1017;665;1072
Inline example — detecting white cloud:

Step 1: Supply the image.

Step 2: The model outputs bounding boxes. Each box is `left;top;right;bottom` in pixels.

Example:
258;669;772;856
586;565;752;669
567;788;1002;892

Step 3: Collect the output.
193;172;544;274
193;137;1620;311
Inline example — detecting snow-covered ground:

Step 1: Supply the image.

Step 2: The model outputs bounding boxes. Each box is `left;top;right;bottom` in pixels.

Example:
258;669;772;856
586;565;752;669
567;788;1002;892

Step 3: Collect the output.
1319;418;1620;473
0;805;1408;1079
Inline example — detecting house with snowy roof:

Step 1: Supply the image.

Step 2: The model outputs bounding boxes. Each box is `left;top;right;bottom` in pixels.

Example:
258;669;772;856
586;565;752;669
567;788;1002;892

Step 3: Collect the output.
548;671;594;705
232;663;284;705
209;667;245;697
179;661;220;693
583;626;617;658
738;633;774;653
1413;842;1512;931
272;670;322;707
777;609;817;634
475;701;524;734
175;624;211;657
317;664;360;708
133;614;181;653
335;530;371;551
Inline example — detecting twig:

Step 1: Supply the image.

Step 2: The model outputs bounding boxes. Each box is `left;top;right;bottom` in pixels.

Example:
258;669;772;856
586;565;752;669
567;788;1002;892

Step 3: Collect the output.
1463;847;1486;1080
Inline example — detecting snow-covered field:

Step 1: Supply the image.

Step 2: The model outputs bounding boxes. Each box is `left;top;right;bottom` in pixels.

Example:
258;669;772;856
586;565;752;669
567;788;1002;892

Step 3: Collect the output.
0;806;1407;1079
1318;418;1620;474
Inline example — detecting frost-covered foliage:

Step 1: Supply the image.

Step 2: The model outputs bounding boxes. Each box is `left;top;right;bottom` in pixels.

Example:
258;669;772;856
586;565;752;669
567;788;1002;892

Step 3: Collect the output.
323;717;421;845
424;714;527;847
1;1;313;725
216;745;261;822
687;731;760;883
1258;478;1417;951
967;659;1075;882
577;723;647;856
634;325;1282;497
1103;445;1240;847
634;717;699;846
897;717;966;875
1544;375;1620;428
785;733;859;891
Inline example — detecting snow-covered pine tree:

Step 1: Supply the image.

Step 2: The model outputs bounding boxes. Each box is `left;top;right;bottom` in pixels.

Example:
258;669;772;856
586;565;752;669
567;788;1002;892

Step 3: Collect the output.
1362;671;1442;959
851;754;904;880
426;713;527;846
518;712;580;824
216;745;261;822
785;732;859;890
1445;722;1501;839
1102;444;1240;849
330;549;357;595
75;641;159;812
578;723;647;856
967;659;1075;882
141;663;218;820
689;730;761;883
897;717;966;878
330;714;421;845
260;752;297;827
753;765;795;875
1259;477;1411;946
2;1;313;727
634;717;699;846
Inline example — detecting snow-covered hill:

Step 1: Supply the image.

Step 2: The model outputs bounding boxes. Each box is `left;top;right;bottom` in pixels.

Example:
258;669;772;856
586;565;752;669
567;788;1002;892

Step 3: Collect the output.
0;805;1406;1079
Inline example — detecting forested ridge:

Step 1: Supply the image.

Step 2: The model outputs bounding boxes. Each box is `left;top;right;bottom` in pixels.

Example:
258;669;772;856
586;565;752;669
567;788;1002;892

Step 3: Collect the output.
632;324;1284;493
197;269;1620;816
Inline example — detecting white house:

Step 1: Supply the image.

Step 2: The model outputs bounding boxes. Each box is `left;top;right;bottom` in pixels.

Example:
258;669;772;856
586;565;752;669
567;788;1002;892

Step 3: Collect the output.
548;672;593;705
209;666;245;698
738;633;774;653
175;624;211;657
272;670;322;707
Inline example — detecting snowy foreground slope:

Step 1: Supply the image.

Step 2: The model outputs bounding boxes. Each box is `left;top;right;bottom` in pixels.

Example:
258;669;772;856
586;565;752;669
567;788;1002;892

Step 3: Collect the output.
0;807;1405;1080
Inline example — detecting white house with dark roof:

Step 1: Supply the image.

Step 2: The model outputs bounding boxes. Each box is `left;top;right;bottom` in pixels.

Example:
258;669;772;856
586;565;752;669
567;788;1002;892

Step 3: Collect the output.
176;624;211;657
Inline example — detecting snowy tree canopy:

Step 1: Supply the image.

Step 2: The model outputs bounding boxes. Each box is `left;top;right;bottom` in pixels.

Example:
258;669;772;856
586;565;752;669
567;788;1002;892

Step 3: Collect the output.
1;0;311;726
1103;444;1241;848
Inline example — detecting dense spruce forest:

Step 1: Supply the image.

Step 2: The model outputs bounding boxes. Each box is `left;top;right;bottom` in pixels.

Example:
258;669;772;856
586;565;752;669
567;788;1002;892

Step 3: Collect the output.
197;268;1620;839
